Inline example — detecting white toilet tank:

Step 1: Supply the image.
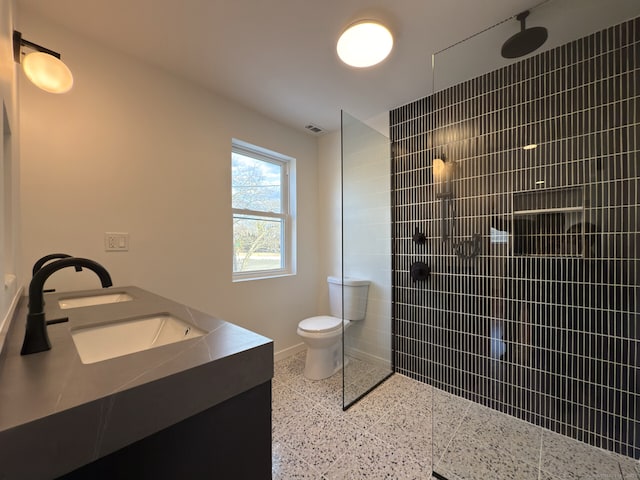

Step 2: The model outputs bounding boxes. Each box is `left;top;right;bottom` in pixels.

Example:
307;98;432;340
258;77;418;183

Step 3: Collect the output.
327;276;370;321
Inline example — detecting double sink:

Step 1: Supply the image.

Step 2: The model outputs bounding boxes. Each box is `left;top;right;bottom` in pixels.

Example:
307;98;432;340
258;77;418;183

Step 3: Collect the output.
58;291;206;364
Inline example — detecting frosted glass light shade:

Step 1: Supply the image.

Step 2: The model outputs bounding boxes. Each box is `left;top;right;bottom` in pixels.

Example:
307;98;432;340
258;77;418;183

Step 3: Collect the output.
433;158;454;181
432;158;446;178
22;51;73;94
337;21;393;68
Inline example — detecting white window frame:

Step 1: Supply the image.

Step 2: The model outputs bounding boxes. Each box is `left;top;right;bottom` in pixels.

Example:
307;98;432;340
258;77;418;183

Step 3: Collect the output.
232;139;296;281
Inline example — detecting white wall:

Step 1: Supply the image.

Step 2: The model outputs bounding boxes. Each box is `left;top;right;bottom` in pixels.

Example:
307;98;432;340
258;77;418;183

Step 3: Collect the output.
316;130;341;311
18;10;320;354
0;0;22;345
318;112;391;366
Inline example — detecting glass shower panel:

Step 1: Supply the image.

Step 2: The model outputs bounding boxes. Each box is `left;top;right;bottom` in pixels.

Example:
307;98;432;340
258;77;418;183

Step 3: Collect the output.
341;110;393;409
425;0;640;478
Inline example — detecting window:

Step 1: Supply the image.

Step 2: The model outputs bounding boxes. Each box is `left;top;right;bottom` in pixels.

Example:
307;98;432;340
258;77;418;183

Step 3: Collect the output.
231;139;295;280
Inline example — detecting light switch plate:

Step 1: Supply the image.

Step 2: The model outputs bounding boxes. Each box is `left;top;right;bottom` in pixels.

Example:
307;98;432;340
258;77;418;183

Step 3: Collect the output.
105;232;129;251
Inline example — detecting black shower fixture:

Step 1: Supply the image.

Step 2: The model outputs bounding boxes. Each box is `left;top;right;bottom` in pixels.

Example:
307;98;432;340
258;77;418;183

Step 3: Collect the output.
412;227;426;245
410;261;430;282
501;10;548;59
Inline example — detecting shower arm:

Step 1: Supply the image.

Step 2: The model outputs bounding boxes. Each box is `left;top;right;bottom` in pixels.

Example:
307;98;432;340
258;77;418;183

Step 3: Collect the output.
516;11;529;31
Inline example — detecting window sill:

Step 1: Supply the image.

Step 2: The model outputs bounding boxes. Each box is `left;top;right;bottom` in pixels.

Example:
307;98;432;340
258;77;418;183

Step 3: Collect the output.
232;271;295;283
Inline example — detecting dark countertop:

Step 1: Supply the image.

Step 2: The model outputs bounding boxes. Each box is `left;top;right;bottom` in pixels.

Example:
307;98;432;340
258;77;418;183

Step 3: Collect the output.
0;286;273;479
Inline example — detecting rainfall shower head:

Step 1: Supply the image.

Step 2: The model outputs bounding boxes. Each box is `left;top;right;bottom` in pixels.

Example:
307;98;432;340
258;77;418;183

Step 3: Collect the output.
501;10;548;59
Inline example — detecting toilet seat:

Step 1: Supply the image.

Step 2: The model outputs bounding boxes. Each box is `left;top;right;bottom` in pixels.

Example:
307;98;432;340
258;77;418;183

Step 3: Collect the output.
298;315;345;334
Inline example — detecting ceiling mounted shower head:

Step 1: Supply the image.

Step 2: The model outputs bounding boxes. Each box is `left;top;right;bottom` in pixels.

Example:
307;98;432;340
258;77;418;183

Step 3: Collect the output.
501;10;548;59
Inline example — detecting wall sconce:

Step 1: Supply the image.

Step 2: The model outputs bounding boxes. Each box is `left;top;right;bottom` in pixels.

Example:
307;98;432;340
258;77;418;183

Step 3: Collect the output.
432;156;454;182
13;31;73;94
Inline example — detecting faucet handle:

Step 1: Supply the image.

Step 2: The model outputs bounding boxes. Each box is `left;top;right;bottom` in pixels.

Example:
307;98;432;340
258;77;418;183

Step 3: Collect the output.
45;317;69;326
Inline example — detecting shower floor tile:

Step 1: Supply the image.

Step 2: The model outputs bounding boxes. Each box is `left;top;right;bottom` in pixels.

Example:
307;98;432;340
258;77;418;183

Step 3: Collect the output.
272;351;637;480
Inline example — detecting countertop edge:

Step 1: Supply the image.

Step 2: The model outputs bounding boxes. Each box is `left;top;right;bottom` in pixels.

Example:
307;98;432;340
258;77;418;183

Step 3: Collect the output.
0;341;273;479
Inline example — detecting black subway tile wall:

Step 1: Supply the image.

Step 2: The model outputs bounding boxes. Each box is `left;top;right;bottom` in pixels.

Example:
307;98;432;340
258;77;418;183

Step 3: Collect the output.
390;17;639;457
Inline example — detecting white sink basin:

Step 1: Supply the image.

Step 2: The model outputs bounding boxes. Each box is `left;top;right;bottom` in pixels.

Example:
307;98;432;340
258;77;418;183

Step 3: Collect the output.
71;314;206;364
59;292;134;309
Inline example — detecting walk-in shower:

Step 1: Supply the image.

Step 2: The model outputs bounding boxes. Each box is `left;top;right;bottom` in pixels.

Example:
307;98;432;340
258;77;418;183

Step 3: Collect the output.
391;0;640;478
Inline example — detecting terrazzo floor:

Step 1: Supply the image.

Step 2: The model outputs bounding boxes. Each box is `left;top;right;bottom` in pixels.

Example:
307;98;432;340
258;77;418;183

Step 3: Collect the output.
272;351;640;480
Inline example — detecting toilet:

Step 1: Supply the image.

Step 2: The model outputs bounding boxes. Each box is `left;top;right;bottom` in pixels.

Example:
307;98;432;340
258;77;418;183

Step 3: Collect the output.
297;276;370;380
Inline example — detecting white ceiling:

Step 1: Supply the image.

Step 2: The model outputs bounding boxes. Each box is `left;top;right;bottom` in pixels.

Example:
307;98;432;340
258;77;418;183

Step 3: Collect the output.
16;0;640;134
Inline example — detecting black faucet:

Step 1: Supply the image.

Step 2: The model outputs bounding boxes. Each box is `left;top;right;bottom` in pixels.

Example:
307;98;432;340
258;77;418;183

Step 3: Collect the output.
32;254;83;293
32;253;83;277
21;257;113;356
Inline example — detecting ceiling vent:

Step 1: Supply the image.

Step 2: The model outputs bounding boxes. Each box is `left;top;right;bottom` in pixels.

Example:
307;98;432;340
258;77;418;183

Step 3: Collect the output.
304;124;324;134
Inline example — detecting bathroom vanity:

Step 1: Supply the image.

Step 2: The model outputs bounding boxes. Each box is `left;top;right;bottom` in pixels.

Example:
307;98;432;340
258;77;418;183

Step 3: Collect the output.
0;286;273;479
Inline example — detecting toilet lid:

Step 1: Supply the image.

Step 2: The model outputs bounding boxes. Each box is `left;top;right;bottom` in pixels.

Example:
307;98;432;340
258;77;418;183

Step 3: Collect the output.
298;315;342;333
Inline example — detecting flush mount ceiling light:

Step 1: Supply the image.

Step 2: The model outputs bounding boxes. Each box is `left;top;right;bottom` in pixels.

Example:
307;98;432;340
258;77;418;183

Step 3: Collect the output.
337;20;393;68
13;30;73;94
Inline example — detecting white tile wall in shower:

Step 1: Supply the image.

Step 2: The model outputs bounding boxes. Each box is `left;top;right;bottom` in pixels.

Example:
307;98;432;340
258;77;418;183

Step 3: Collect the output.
343;114;393;367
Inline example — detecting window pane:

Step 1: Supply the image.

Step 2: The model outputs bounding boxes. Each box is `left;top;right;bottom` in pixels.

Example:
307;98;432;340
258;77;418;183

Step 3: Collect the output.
232;152;282;213
233;215;283;272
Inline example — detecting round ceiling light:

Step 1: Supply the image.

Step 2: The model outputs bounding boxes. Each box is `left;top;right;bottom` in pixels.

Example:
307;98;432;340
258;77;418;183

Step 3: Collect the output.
22;51;73;94
337;21;393;68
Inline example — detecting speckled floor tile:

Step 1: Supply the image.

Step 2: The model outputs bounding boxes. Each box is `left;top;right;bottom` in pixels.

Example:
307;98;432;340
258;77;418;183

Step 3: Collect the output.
380;373;433;413
540;429;630;480
276;402;333;442
343;381;363;406
431;389;472;461
285;368;343;407
436;432;540;480
620;456;640;479
538;473;563;480
272;381;314;439
343;356;374;379
342;380;398;430
451;402;543;469
280;404;363;473
272;440;324;479
431;388;472;418
274;352;306;385
346;367;392;404
273;351;639;480
324;431;432;479
624;467;640;480
366;402;432;464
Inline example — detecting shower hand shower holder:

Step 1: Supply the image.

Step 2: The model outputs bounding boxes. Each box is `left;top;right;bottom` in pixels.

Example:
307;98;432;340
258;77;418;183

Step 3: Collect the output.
436;191;454;242
436;191;480;259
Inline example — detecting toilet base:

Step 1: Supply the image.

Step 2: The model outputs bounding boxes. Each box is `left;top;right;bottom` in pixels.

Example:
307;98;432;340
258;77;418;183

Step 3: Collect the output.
303;343;345;380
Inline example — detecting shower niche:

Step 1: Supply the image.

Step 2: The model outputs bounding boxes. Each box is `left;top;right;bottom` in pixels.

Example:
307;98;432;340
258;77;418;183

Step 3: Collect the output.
510;186;589;257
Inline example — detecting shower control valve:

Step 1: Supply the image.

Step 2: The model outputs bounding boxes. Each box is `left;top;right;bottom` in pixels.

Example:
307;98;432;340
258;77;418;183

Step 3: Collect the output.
412;227;426;245
410;261;431;282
